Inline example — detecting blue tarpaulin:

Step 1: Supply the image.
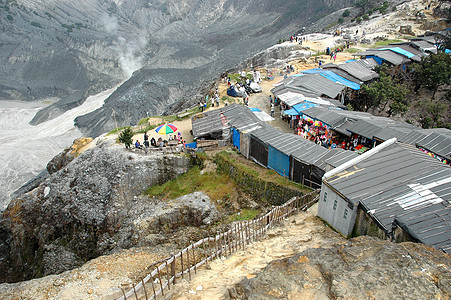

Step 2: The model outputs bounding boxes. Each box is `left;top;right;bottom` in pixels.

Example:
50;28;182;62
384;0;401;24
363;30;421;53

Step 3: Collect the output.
185;142;197;149
345;59;356;63
301;68;323;74
319;71;360;90
268;146;290;177
301;69;360;90
249;107;261;112
293;102;318;113
283;108;299;115
445;49;451;54
379;47;415;58
367;55;383;65
232;128;240;150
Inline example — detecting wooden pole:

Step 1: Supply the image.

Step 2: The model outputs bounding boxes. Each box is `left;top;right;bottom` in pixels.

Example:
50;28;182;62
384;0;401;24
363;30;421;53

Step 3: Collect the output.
133;283;138;300
150;276;156;299
142;278;148;300
170;252;176;285
192;243;197;274
165;260;171;291
187;246;191;280
157;267;164;296
121;288;127;300
181;251;184;279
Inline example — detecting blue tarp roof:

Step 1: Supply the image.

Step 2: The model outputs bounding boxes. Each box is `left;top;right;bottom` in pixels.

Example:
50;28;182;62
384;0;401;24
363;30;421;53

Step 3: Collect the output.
379;47;415;58
445;49;451;54
345;59;356;63
293;102;318;113
319;71;360;90
249;107;261;112
284;108;299;115
301;68;360;90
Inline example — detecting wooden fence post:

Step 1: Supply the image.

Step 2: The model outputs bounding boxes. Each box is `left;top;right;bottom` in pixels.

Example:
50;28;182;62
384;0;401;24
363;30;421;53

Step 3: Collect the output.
157;267;164;296
133;283;138;300
192;243;197;274
170;252;176;285
181;251;184;279
142;278;148;300
165;260;171;291
187;246;191;280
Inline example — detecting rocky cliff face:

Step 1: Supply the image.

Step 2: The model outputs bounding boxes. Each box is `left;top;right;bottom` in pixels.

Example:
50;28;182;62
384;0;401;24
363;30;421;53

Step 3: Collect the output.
233;236;451;299
0;0;355;135
0;139;196;283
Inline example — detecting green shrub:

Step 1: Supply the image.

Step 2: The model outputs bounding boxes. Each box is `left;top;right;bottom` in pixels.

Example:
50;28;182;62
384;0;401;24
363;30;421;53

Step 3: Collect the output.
118;127;133;148
342;9;350;17
362;14;369;20
229;209;260;222
6;14;13;21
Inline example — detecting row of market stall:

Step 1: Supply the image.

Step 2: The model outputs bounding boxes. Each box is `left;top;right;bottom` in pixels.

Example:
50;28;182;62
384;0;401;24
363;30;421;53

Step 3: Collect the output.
192;103;358;188
190;103;450;255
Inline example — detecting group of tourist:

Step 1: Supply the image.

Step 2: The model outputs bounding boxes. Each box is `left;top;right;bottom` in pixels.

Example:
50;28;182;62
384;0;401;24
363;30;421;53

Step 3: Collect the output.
295;119;372;152
135;131;185;150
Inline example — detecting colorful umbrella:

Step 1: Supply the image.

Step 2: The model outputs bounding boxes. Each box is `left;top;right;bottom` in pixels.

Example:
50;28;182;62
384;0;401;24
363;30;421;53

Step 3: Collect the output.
155;123;178;135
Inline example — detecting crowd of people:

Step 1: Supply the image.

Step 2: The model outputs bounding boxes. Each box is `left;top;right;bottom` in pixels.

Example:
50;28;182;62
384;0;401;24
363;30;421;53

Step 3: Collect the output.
135;131;185;150
295;119;373;152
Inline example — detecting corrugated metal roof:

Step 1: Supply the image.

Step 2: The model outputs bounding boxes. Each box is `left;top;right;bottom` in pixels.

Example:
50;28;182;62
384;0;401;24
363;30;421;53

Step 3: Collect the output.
250;123;283;144
411;40;437;53
356;50;410;65
301;106;373;128
402;129;451;160
324;60;379;82
324;68;363;84
324;148;359;168
324;143;451;254
289;73;346;99
192;103;262;138
270;84;319;99
377;46;422;62
352;58;379;69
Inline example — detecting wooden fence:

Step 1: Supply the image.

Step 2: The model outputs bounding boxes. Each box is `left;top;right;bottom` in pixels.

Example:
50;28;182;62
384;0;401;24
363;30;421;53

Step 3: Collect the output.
116;190;320;300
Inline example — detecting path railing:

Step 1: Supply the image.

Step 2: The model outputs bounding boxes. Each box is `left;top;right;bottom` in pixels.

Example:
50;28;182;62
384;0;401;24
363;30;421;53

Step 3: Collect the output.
116;189;320;300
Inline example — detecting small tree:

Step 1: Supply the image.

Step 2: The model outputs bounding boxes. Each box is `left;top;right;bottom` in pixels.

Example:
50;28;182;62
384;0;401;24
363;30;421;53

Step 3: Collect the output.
412;52;451;98
358;73;408;115
118;127;133;148
342;9;350;17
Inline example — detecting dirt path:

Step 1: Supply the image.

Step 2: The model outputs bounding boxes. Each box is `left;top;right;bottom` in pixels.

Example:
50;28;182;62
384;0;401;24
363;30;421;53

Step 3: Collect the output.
165;205;345;299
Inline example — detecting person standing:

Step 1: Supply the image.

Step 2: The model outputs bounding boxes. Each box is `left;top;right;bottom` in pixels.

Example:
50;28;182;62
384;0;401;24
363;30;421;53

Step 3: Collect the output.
270;103;275;117
143;131;149;148
269;95;272;104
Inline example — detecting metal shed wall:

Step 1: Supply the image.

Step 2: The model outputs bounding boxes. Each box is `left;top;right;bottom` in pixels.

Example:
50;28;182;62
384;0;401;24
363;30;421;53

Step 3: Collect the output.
249;137;269;167
232;128;240;150
268;145;290;177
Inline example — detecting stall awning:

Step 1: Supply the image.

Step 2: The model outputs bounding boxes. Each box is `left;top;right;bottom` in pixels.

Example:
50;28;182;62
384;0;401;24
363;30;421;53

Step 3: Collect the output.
302;69;361;90
284;108;299;115
293;102;318;113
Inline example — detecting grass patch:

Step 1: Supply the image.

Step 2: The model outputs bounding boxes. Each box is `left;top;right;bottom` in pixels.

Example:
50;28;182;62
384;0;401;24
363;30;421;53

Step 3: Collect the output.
363;39;403;48
107;126;127;135
144;167;237;201
312;51;326;57
228;72;252;83
229;209;260;222
138;117;149;126
345;47;361;53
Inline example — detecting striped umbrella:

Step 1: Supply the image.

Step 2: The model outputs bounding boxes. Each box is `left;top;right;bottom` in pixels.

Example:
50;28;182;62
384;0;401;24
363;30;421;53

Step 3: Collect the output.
155;123;178;135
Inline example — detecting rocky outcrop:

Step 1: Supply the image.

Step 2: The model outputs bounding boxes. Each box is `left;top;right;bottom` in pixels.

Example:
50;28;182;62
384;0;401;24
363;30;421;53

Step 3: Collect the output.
46;137;93;174
0;139;193;283
232;236;451;299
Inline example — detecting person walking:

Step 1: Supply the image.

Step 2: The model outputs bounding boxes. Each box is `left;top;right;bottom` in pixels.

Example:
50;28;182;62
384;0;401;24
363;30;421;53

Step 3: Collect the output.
270;103;275;117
